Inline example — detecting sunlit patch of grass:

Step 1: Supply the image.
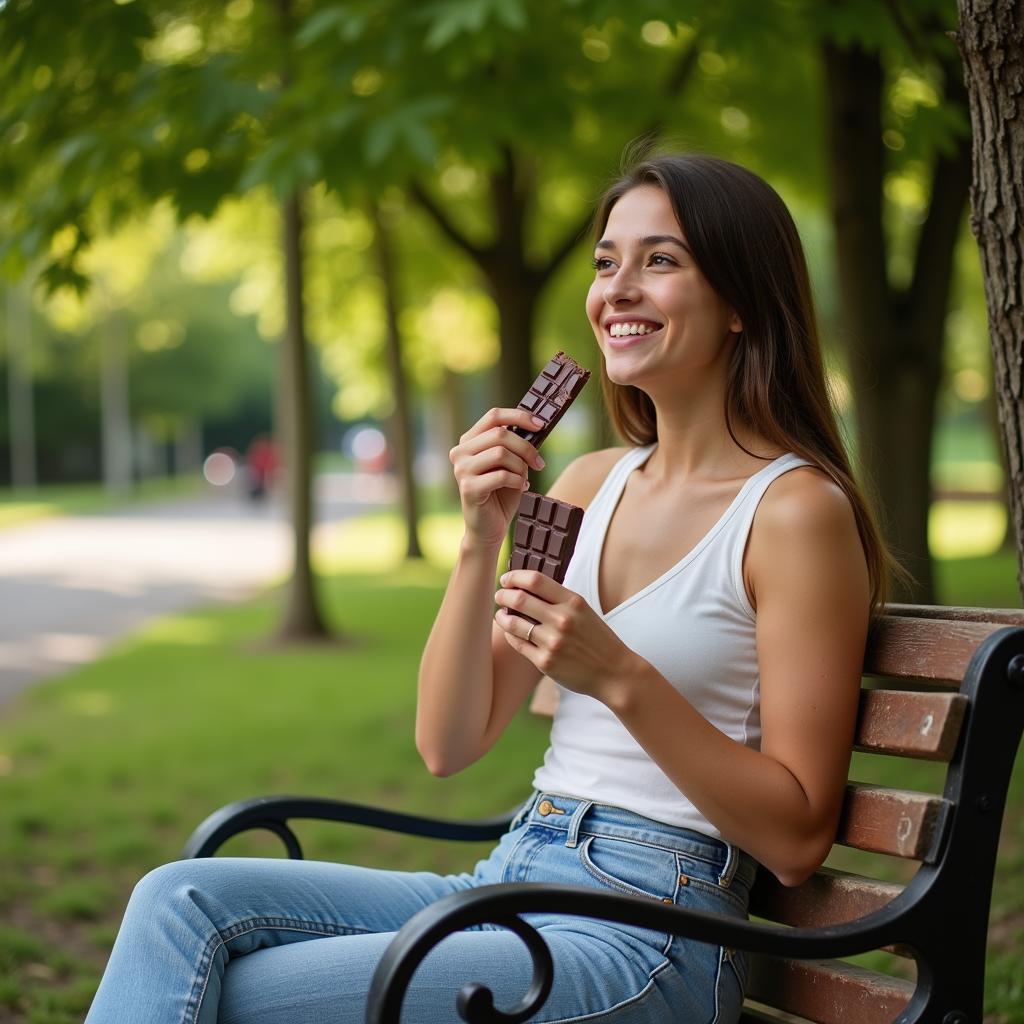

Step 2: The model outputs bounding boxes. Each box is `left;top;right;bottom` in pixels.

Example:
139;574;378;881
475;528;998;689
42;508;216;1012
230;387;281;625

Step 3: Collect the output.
929;500;1007;559
0;476;203;531
314;511;467;573
141;616;225;646
932;459;1002;494
0;503;61;528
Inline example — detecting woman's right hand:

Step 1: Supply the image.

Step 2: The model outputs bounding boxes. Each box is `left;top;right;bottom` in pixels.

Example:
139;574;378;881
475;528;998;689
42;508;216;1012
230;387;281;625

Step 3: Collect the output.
449;407;547;549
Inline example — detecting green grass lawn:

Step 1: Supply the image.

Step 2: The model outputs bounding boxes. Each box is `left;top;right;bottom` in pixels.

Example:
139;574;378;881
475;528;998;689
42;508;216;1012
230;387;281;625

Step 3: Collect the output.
0;476;204;531
0;517;1020;1022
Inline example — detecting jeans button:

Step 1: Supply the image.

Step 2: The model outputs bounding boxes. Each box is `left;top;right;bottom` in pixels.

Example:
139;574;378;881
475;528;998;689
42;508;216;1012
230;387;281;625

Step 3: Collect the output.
538;799;553;816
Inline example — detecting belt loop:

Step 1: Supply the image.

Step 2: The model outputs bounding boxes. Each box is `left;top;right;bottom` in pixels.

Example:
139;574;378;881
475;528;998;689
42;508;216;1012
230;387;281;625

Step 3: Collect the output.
565;800;593;848
718;841;739;888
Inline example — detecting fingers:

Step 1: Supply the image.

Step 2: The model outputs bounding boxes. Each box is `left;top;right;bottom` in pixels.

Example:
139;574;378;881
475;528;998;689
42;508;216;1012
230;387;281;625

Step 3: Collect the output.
456;450;531;503
495;607;540;641
495;579;559;624
498;569;565;604
452;409;547;470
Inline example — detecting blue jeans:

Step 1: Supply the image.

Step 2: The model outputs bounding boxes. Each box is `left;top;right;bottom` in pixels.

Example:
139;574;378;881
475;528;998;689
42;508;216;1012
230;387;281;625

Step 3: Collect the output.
84;792;757;1024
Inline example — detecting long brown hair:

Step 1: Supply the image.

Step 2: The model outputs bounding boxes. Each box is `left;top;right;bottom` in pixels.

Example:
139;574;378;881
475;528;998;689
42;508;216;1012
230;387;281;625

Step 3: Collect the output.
593;153;901;614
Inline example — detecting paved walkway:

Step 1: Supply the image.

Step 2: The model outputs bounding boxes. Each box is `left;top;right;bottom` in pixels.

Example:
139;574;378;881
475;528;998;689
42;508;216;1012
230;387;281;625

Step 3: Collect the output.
0;472;396;705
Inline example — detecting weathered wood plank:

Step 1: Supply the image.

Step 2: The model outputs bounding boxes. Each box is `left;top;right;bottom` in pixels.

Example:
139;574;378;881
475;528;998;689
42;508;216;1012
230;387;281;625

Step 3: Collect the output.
750;867;902;929
746;956;914;1024
865;616;1000;683
854;690;967;760
885;603;1024;625
836;784;948;860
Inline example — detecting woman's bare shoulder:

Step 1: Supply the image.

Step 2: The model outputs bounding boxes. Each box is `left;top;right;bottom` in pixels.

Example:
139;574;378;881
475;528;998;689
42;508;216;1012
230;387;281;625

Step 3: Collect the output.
546;447;633;510
754;466;857;537
745;466;866;611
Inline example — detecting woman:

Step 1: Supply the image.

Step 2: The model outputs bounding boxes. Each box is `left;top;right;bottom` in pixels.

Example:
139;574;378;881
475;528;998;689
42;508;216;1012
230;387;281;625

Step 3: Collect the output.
85;154;893;1024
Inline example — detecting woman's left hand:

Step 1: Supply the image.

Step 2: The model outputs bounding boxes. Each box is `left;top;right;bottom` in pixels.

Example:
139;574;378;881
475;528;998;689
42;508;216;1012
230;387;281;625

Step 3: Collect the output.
495;569;638;703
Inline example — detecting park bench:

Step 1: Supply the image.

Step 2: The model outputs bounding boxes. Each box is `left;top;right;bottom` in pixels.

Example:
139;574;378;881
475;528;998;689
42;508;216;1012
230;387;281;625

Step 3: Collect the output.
183;603;1024;1024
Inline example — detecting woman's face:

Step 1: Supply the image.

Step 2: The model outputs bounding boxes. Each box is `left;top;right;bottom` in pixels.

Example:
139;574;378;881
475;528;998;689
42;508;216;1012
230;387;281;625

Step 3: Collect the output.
586;185;741;391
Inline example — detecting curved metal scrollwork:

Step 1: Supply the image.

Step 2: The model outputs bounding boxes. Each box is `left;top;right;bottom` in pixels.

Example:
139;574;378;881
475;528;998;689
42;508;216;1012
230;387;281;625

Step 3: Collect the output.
454;915;553;1024
257;819;304;859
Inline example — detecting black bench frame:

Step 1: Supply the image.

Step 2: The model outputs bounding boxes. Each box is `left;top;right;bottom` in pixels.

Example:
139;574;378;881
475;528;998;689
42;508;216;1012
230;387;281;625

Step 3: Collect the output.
183;624;1024;1024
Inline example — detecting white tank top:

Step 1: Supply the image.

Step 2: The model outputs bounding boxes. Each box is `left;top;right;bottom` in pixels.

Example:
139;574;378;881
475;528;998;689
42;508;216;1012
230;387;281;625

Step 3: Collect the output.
531;444;812;837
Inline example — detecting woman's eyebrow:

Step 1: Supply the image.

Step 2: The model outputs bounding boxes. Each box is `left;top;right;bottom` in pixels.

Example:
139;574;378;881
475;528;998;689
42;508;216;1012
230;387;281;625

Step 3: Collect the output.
641;234;690;251
594;234;690;252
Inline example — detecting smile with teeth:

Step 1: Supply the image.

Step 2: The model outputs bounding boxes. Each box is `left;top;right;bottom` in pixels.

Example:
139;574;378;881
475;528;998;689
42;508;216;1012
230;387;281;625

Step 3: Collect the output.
608;322;660;337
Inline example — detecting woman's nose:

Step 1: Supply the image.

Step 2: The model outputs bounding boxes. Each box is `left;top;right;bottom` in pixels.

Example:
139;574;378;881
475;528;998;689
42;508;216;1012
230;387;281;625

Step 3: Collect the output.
603;267;641;305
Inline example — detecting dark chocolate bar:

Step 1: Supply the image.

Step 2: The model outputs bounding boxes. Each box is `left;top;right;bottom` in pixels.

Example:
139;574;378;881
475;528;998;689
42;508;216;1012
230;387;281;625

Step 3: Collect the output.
506;491;584;620
509;351;590;449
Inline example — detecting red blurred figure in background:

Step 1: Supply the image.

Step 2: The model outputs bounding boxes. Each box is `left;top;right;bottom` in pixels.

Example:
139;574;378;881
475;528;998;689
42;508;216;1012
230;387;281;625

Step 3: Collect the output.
245;434;278;501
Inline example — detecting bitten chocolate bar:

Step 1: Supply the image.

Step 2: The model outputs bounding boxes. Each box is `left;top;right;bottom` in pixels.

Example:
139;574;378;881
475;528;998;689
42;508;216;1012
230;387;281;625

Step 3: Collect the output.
506;492;585;621
509;351;590;449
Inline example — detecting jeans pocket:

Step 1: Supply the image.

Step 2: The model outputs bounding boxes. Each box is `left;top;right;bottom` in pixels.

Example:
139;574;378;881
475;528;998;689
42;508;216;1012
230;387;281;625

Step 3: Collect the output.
578;835;678;901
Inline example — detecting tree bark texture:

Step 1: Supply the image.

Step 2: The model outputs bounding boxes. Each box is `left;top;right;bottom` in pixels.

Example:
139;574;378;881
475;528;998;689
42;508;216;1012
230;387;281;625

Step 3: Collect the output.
824;41;972;602
371;200;424;561
955;0;1024;600
277;189;329;640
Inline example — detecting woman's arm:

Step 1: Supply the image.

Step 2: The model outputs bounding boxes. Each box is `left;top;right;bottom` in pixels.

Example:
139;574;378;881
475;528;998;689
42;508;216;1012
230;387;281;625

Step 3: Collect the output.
416;422;623;776
495;467;869;885
606;468;870;885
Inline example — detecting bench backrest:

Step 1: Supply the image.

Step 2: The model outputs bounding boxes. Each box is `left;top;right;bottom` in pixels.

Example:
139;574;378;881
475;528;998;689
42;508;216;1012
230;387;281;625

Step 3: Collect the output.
530;604;1024;1024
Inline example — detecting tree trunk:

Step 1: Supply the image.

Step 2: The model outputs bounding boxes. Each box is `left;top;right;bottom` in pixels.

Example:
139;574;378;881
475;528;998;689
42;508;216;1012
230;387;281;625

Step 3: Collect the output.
276;189;330;640
100;312;133;496
955;0;1024;600
481;149;543;410
5;284;37;489
371;200;423;560
823;41;971;602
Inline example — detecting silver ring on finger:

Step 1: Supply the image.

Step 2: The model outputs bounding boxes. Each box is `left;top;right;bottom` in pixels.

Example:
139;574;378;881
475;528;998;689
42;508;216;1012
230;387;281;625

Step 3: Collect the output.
526;622;537;644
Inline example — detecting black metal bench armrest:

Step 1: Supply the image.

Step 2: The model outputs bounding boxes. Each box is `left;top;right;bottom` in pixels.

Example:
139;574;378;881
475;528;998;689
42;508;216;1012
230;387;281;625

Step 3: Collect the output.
181;795;517;859
366;881;916;1024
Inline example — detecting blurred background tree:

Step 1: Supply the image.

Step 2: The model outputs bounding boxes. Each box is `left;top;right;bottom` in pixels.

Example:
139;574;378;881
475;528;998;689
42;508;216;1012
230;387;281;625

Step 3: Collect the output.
1;0;1016;619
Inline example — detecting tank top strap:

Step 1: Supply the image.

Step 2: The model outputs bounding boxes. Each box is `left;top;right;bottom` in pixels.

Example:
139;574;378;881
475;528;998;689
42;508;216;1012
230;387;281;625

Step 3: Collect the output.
726;452;814;619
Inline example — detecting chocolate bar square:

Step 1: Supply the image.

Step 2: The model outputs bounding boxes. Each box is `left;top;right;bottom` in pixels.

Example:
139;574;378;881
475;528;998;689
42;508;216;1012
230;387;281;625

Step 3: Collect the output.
509;351;590;450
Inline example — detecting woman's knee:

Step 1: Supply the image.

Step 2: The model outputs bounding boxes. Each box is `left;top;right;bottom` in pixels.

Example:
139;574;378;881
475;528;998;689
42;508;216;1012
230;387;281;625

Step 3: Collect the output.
126;858;226;922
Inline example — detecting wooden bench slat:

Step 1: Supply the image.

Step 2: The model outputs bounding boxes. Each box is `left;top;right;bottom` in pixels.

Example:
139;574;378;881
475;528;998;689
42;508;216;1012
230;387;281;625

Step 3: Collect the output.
746;956;914;1024
750;866;902;929
885;603;1024;625
864;616;1003;682
854;690;967;760
836;784;948;860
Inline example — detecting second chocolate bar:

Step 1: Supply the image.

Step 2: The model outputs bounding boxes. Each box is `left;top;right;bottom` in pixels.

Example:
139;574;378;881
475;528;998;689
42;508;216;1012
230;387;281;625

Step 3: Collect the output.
505;492;584;622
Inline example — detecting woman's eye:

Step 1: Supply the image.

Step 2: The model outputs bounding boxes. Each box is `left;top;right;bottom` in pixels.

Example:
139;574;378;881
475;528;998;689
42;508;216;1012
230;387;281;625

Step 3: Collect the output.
591;256;614;272
649;252;677;267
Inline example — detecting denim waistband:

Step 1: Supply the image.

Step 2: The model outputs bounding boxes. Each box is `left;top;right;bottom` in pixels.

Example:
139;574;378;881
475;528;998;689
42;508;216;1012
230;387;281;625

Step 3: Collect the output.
515;791;758;892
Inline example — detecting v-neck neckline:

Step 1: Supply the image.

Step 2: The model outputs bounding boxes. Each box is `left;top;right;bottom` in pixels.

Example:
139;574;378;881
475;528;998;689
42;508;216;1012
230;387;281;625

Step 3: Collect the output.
591;446;791;619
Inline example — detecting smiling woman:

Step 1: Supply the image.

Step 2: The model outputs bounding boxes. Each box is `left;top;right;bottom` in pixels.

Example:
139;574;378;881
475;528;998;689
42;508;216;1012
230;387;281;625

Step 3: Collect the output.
85;154;902;1024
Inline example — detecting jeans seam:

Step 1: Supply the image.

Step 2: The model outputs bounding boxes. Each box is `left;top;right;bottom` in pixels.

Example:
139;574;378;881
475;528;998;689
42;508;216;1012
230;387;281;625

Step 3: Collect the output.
185;916;372;1023
528;821;722;867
